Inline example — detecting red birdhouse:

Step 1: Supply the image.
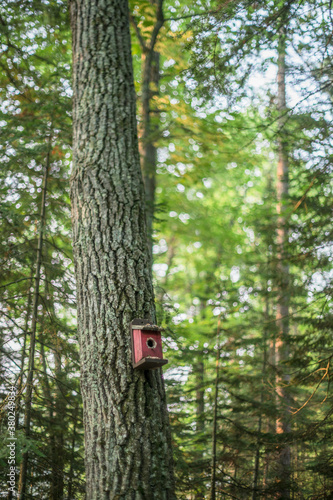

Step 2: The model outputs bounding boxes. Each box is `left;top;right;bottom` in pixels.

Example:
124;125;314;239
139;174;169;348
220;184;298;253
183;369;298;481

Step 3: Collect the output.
130;318;168;370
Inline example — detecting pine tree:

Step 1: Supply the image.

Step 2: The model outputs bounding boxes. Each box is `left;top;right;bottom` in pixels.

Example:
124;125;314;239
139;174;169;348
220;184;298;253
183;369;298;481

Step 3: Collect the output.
0;2;85;497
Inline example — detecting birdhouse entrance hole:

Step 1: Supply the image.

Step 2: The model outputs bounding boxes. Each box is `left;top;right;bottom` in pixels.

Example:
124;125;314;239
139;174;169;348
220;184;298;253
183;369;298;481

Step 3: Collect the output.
130;318;168;370
147;338;157;349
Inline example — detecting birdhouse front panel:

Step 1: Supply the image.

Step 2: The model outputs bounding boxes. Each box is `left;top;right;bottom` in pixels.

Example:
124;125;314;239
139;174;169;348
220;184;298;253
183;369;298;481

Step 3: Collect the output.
130;318;168;370
141;331;163;360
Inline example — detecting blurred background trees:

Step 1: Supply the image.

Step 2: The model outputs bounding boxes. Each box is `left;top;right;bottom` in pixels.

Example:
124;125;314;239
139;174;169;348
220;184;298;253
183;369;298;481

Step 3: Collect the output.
0;0;332;498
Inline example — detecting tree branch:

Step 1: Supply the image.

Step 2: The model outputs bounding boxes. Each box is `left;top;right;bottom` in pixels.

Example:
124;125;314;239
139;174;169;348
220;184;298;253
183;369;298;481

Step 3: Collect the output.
129;13;148;51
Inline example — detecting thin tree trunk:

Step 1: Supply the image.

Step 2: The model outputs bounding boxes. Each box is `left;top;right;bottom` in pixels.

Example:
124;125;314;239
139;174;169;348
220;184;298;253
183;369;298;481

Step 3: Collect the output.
52;347;65;500
67;408;78;500
6;284;33;500
45;275;65;500
275;24;291;499
252;290;269;499
194;357;204;500
263;306;276;494
196;359;205;433
132;0;164;261
70;1;175;498
18;144;50;500
39;331;57;497
210;318;221;500
140;49;160;260
196;302;206;436
15;274;33;432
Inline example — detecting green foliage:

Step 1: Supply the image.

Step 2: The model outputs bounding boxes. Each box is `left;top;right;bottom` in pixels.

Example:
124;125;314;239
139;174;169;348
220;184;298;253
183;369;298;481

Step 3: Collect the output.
144;0;333;497
0;0;332;498
0;1;84;497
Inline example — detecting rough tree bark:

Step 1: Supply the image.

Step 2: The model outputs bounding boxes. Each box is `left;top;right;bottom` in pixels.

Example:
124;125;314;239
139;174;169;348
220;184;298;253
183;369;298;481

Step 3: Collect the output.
275;24;291;499
70;1;175;498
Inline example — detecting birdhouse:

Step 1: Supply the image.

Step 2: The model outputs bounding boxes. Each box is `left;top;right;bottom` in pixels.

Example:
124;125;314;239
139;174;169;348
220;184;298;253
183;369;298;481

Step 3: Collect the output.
130;318;168;370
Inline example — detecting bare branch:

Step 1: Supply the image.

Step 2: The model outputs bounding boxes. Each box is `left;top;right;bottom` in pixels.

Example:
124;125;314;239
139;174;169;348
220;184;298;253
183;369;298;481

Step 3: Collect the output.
149;0;164;51
129;13;148;51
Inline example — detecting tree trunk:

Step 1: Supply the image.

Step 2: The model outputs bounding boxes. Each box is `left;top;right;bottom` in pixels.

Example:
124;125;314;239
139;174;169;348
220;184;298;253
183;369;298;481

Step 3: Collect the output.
194;356;204;500
15;274;33;432
196;302;205;436
67;408;78;500
39;331;57;498
252;290;269;500
41;276;66;500
18;146;50;500
275;24;291;499
210;318;221;500
52;347;65;500
140;49;160;261
196;359;204;433
70;1;175;498
43;277;65;500
131;0;164;261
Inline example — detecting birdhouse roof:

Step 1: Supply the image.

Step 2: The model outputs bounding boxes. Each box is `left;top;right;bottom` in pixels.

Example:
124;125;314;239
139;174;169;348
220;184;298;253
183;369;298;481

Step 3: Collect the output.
130;318;163;332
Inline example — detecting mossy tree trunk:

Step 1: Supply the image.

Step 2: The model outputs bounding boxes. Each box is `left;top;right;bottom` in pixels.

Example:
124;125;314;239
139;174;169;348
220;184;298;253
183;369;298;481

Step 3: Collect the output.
69;1;175;498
